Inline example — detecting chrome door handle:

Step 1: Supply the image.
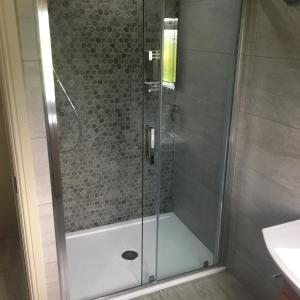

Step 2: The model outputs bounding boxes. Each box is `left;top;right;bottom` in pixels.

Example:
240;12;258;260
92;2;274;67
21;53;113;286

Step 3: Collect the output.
145;125;155;165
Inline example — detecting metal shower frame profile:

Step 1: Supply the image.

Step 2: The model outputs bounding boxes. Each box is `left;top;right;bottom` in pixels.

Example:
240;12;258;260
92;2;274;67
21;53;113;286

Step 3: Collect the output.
36;0;70;299
35;0;245;298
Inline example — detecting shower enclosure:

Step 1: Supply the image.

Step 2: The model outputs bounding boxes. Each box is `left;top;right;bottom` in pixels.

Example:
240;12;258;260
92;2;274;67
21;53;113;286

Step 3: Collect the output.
38;0;242;299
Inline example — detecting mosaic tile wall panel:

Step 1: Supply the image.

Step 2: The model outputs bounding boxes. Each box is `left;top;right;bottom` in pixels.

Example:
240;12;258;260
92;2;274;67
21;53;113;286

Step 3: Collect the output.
48;0;173;232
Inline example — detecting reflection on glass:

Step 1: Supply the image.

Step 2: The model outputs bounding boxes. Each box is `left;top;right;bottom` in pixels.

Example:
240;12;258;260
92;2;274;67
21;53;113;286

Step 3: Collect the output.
163;18;178;89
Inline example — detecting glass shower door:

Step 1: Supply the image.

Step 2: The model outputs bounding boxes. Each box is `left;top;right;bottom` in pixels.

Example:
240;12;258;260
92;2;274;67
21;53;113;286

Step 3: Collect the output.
141;0;163;284
43;0;147;298
39;0;243;297
155;0;243;280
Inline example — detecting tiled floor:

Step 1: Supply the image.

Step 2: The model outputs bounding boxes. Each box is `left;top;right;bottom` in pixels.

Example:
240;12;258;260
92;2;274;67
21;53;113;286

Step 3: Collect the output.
0;232;28;299
133;271;255;300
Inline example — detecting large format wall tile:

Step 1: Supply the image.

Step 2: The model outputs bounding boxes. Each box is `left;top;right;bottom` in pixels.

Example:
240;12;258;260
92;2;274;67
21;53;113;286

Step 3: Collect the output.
174;126;224;194
231;166;300;229
229;211;279;278
236;115;300;194
175;93;227;146
173;170;220;251
228;1;300;299
240;56;300;129
178;0;241;54
243;0;300;59
173;0;241;253
229;249;280;300
176;50;235;103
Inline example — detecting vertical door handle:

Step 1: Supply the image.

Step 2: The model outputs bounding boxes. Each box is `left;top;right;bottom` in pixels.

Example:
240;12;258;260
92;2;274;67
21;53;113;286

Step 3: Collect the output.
145;125;155;165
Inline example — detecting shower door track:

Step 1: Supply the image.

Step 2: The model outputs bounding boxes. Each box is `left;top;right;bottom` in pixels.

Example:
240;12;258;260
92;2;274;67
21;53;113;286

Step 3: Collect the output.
98;266;225;300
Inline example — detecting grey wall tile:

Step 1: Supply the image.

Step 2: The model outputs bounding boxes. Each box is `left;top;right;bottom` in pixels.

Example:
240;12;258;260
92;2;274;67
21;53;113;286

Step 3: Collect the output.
173;0;241;253
240;56;300;129
174;126;224;194
176;50;235;103
173;126;223;250
231;166;300;229
229;249;281;300
227;1;300;299
175;93;226;147
229;114;300;300
229;212;279;278
178;0;241;54
173;172;220;251
242;0;300;59
236;114;300;194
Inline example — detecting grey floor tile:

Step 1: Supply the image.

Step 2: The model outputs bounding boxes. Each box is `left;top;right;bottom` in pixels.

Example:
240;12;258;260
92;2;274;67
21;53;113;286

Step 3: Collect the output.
134;272;255;300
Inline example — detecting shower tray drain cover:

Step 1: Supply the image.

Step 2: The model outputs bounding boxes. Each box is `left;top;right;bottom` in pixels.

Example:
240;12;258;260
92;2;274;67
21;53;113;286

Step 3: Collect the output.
121;250;138;261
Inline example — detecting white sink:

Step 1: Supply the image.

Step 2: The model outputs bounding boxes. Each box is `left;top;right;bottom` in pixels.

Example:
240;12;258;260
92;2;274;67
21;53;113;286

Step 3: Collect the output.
263;220;300;294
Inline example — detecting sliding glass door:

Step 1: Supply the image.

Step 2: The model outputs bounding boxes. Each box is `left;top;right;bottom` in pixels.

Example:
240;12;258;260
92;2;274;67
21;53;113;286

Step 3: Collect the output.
39;0;242;298
156;0;242;280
